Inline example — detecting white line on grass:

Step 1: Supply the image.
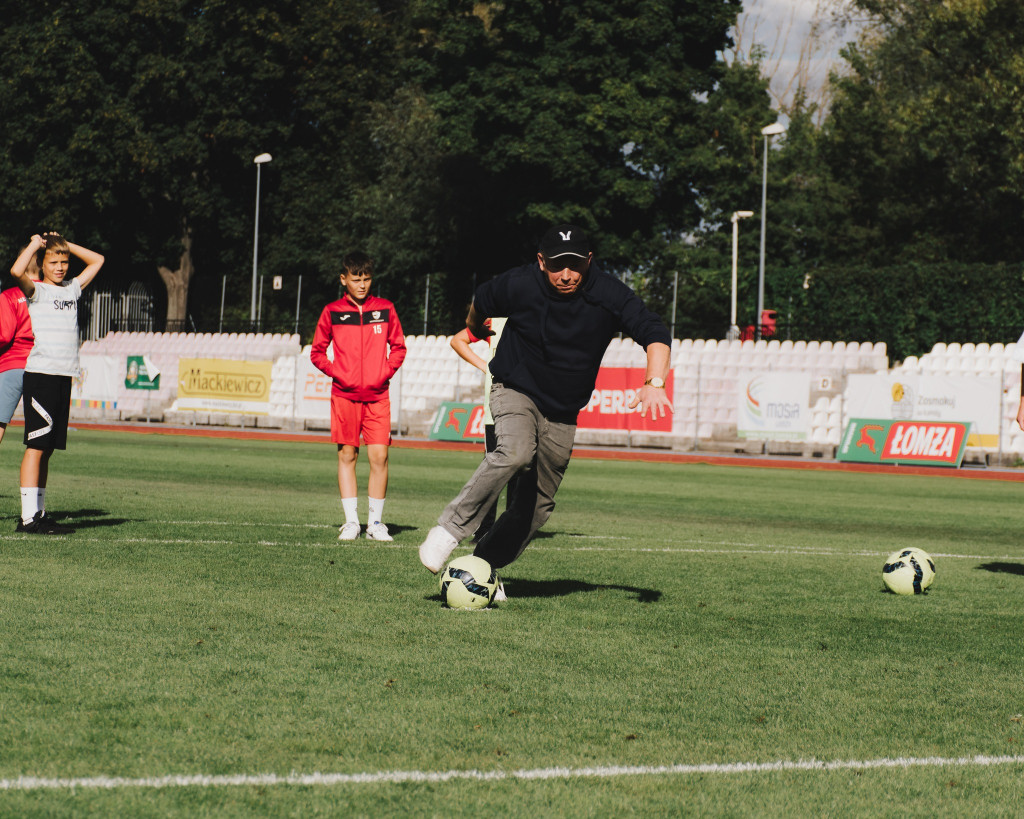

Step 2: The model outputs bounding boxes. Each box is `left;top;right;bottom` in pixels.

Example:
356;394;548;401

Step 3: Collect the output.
4;754;1024;792
4;531;1022;563
25;519;1019;563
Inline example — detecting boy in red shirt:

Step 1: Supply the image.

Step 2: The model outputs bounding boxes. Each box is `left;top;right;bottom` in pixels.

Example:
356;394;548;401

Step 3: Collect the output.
311;252;407;541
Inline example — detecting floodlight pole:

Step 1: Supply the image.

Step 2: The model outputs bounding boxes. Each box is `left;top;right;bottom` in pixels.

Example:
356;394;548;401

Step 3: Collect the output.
730;210;754;339
251;153;273;327
757;122;785;340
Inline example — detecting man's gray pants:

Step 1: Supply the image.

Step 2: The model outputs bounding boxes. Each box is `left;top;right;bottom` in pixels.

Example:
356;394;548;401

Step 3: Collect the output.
437;383;576;569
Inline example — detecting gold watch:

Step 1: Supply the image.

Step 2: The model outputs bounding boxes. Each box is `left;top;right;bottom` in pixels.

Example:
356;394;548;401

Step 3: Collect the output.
644;377;665;388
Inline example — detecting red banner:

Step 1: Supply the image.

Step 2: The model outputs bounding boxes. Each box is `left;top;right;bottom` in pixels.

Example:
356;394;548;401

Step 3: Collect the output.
577;368;673;432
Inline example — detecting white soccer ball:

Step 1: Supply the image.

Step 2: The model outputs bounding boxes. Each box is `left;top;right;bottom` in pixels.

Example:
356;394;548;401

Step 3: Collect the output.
882;548;936;595
439;555;499;609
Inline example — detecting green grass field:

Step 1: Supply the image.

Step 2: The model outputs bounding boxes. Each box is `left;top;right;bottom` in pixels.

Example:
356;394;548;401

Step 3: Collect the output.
2;429;1024;816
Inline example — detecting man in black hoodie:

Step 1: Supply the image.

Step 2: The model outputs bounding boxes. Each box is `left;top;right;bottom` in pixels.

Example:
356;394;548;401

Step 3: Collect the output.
419;224;673;594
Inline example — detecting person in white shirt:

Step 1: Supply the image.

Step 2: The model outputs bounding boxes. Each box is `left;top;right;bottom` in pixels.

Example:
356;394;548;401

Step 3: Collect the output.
9;232;104;534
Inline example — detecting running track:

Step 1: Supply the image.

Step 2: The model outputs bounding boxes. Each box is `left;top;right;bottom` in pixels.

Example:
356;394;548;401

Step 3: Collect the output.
64;420;1024;483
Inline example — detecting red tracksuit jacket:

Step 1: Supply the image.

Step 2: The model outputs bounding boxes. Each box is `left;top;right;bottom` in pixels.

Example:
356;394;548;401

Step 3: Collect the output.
0;287;34;374
310;293;407;401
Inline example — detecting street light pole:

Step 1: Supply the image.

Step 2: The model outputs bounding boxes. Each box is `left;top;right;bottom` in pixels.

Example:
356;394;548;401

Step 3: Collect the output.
757;122;785;340
251;153;273;327
730;210;754;339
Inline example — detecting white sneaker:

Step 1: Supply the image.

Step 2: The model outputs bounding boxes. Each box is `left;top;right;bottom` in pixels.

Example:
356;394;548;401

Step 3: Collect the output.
418;525;458;573
365;521;393;541
338;522;361;541
493;581;507;602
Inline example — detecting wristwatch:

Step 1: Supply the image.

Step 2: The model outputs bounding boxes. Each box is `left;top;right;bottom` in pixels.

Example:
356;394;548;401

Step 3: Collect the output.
644;377;666;388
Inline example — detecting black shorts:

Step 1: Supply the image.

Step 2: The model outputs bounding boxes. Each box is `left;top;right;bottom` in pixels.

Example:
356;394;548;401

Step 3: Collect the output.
22;372;72;450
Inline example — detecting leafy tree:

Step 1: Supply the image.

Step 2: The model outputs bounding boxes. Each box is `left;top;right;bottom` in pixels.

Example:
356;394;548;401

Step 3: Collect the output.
817;0;1024;265
0;0;398;329
377;0;745;331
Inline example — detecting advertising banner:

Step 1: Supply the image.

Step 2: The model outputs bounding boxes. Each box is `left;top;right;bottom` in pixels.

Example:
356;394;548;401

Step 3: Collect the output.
125;355;160;390
736;371;811;441
577;368;674;432
838;418;971;467
295;354;332;421
430;402;486;442
72;354;121;409
845;373;999;448
175;358;272;414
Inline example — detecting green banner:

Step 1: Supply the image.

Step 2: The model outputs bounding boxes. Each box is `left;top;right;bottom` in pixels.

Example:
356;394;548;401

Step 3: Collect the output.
125;356;159;390
837;418;971;467
429;402;486;442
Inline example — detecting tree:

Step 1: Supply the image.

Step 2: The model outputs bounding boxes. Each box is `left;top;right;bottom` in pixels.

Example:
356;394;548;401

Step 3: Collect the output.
817;0;1024;265
0;0;398;329
372;0;744;331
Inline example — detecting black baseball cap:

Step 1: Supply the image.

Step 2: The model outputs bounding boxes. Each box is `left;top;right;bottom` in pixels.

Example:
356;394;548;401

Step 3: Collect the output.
538;224;591;261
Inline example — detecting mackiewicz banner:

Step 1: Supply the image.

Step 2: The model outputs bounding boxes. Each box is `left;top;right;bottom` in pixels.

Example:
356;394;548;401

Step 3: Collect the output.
838;418;971;467
176;358;272;414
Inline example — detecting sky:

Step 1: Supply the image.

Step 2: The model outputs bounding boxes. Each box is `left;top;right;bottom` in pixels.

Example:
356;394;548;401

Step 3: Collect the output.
735;0;860;115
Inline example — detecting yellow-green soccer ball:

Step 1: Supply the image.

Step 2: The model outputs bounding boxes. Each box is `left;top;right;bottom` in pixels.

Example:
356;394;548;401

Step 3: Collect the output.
882;548;936;595
439;555;498;609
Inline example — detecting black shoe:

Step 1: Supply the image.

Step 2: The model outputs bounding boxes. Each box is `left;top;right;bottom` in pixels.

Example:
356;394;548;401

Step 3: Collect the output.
16;511;73;535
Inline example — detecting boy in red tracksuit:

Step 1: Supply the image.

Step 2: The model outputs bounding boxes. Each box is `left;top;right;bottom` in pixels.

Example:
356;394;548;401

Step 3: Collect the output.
0;248;39;448
0;283;35;447
311;252;406;542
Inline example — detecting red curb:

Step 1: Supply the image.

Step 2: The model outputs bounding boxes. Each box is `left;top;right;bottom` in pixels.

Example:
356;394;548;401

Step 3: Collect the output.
47;419;1024;483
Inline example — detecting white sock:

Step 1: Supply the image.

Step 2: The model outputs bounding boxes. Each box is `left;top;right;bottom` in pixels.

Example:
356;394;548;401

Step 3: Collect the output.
368;497;385;525
341;497;359;525
20;487;39;524
37;487;46;514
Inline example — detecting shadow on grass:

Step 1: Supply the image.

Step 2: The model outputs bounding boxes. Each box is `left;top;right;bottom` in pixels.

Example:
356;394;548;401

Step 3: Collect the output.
977;562;1024;576
510;578;661;602
378;524;417;537
429;578;661;604
53;508;131;529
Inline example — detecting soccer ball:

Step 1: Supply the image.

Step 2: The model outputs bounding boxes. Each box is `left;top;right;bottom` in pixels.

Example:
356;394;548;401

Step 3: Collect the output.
439;555;499;609
882;548;936;595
